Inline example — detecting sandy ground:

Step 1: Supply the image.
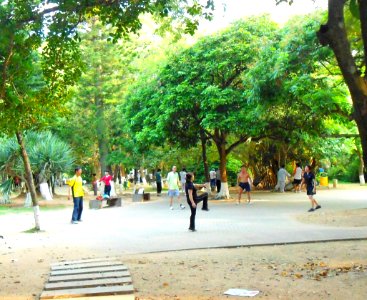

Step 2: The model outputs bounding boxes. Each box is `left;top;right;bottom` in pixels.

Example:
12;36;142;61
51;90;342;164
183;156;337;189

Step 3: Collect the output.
1;241;366;300
0;184;366;299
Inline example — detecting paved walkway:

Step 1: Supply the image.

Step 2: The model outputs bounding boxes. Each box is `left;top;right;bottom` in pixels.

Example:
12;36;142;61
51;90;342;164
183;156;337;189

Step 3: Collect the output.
1;187;366;254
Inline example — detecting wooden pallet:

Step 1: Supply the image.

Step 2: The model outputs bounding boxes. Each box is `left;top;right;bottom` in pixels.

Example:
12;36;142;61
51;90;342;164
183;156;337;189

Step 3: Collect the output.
40;258;134;300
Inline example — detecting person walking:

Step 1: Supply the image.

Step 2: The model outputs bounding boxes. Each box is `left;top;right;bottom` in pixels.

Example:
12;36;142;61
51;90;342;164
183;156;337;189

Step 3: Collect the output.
292;162;303;192
179;168;187;193
100;170;113;197
155;168;162;196
67;167;85;224
277;165;291;193
185;173;209;232
237;165;252;204
167;165;185;210
302;165;321;212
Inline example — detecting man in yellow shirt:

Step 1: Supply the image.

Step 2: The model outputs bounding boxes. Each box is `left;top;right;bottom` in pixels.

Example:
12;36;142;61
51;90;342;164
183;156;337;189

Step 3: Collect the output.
67;167;84;224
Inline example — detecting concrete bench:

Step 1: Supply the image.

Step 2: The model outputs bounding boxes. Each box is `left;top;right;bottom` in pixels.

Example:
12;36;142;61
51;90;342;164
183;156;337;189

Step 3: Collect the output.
107;197;122;207
89;199;102;209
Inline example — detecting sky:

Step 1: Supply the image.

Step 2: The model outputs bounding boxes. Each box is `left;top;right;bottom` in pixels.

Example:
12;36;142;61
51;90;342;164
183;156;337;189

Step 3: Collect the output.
198;0;328;34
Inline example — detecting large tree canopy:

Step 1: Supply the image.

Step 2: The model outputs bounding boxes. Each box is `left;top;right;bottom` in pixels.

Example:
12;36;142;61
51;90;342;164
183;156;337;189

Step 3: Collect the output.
0;0;214;229
277;0;367;181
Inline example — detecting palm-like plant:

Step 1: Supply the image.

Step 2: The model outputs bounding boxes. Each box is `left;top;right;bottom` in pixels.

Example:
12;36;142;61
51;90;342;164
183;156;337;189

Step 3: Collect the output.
0;131;75;202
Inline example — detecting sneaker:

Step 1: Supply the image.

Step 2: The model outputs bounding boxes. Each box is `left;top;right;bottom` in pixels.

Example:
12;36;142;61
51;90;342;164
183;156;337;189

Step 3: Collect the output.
188;228;196;232
308;208;315;212
71;221;78;224
180;204;185;209
315;205;321;210
170;206;174;210
202;208;209;211
77;219;83;222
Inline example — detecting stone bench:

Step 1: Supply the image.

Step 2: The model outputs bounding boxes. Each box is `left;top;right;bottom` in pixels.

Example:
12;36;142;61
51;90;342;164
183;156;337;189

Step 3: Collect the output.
107;197;122;207
89;199;102;209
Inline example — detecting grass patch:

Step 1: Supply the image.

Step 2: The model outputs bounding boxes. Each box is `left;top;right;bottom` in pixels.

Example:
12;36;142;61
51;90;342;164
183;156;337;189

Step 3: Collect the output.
0;205;68;216
0;206;32;215
22;227;45;233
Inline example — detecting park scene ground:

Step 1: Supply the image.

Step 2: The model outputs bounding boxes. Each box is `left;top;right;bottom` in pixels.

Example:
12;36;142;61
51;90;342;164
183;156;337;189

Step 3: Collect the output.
2;1;367;300
0;184;366;299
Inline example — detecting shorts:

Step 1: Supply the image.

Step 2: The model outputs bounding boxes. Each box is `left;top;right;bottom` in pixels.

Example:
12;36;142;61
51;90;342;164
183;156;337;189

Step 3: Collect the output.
293;179;302;185
306;186;316;196
168;189;180;197
239;182;251;192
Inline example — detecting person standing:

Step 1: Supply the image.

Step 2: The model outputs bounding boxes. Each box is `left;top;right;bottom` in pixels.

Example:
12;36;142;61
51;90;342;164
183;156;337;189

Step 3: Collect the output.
100;170;113;197
67;167;84;224
277;165;291;193
215;168;221;193
179;168;187;193
292;163;303;192
209;169;217;191
302;165;321;212
166;165;185;210
185;173;209;232
237;165;252;204
156;168;162;196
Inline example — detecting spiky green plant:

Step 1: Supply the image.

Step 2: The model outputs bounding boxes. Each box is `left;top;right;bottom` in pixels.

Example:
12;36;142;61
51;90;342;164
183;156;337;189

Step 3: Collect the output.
0;131;75;200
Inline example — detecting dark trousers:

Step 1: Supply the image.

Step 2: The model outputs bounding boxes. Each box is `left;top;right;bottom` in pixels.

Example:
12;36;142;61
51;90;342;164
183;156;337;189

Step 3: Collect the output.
156;181;162;194
104;185;111;196
187;192;208;230
216;180;221;193
72;197;83;221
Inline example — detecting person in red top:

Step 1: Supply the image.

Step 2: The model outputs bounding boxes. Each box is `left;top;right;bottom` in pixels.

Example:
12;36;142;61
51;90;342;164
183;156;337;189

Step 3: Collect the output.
100;171;113;197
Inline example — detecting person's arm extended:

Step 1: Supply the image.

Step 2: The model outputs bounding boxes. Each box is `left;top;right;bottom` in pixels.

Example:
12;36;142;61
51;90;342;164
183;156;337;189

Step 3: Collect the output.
194;183;206;189
188;189;196;208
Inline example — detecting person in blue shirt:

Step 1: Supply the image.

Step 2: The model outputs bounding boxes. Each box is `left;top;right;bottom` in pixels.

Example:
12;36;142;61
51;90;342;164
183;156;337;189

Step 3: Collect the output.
302;165;321;212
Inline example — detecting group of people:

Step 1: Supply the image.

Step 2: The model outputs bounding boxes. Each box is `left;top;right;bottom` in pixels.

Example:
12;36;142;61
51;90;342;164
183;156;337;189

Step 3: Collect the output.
68;169;113;224
158;165;210;232
271;163;322;212
67;162;321;227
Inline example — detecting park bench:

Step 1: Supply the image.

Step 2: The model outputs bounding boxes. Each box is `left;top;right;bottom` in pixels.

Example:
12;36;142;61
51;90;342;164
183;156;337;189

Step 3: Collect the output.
89;197;122;209
132;187;150;202
40;257;134;299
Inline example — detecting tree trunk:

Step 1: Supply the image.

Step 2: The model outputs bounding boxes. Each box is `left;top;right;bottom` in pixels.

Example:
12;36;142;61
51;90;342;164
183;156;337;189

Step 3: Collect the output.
215;141;230;199
317;0;367;181
16;131;41;230
95;94;109;177
357;149;366;185
200;129;210;182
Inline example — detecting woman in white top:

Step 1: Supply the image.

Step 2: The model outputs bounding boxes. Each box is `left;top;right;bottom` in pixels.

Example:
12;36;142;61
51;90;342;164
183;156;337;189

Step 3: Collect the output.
292;163;303;192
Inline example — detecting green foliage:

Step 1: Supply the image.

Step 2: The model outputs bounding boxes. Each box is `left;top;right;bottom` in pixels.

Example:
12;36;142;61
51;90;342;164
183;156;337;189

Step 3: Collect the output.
0;131;74;185
121;16;279;184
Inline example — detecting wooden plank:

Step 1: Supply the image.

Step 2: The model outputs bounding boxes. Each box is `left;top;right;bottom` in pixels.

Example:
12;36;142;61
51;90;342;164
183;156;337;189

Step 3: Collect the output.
48;271;131;282
51;265;127;276
51;261;124;271
59;295;134;300
40;285;134;299
51;258;120;267
44;277;132;290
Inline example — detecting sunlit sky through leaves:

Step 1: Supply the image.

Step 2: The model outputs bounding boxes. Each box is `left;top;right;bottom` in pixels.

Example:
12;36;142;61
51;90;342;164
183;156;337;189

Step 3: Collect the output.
198;0;328;34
